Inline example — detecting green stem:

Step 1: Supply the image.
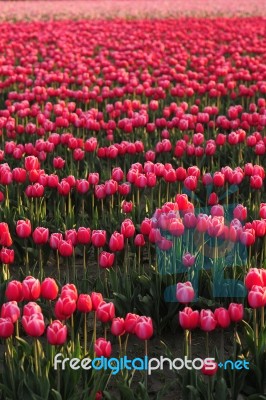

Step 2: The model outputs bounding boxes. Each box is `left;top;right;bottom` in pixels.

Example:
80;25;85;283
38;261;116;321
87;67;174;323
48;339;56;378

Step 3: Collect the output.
206;332;209;357
184;329;189;357
84;313;87;355
118;335;122;357
93;311;97;357
124;333;129;355
34;338;40;376
39;246;43;280
71;313;74;354
25;239;29;276
83;245;86;280
56;250;60;282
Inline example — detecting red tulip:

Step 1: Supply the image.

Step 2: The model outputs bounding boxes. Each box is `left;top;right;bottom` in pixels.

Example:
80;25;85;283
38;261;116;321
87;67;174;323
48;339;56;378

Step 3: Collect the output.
47;320;67;345
96;302;115;323
208;193;219;206
32;227;49;245
5;280;24;302
228;303;244;322
157;237;173;250
41;278;58;300
0;168;13;185
176;282;195;304
207;216;224;237
73;148;84;161
196;214;210;233
251;220;266;237
65;175;76;187
76;179;90;194
183;213;197;229
168;218;184;236
16;219;32;238
124;313;140;334
77;294;92;313
1;301;20;323
245;268;266;290
94;337;112;357
12;168;27;183
182;253;195;268
179;307;199;330
135;316;153;340
22;313;45;337
210;204;224;217
140;218;152;236
109;232;124;252
134;234;145;246
95;184;106;199
91;230;106;247
99;251;115;269
121;219;135;238
53;157;65;169
77;227;91;245
49;233;63;250
54;296;77;320
105;179;118;195
65;229;77;246
0;317;14;338
149;228;162;243
259;203;266;219
47;175;59;188
214;308;231;329
57;181;71;196
118;182;131;196
184;176;197;191
22;276;41;301
163;169;176;183
111;317;125;336
23;302;42;316
213;172;224;187
61;284;78;301
91;292;104;311
58;239;73;257
85;137;97;152
121;200;133;214
200;309;217;332
250;175;263;189
202;360;218;376
233;204;247;221
0;248;14;264
240;228;255;246
112;167;124;182
248;285;266;308
24;156;40;171
88;173;99;185
175;194;189;211
202;173;213;186
0;222;12;247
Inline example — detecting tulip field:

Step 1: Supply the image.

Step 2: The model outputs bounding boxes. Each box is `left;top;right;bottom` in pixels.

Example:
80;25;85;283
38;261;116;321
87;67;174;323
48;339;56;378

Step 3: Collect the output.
0;1;266;399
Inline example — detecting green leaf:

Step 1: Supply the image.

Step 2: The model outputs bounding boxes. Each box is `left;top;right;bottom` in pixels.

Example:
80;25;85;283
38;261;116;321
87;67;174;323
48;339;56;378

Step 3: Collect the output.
117;383;136;400
214;378;228;400
50;389;63;400
15;336;32;356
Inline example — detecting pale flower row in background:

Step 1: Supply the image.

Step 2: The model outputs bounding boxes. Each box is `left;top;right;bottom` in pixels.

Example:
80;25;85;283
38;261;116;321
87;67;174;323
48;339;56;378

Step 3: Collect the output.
0;0;266;21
